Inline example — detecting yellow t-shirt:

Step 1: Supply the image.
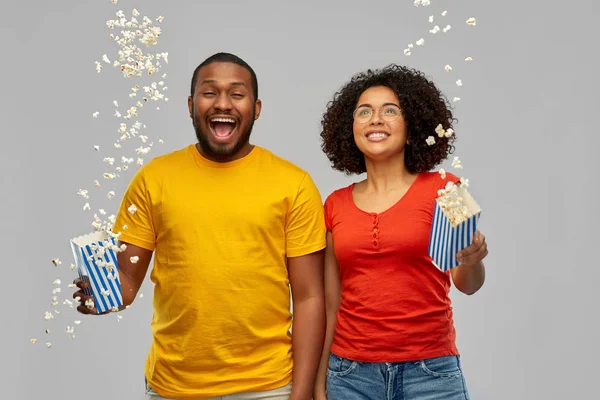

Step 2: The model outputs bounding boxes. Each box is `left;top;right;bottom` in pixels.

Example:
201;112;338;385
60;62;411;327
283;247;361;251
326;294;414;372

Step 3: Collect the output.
112;144;326;399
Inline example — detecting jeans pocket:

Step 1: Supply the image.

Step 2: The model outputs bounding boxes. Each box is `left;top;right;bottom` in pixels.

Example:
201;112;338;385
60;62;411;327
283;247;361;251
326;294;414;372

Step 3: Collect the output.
326;353;358;377
418;355;463;378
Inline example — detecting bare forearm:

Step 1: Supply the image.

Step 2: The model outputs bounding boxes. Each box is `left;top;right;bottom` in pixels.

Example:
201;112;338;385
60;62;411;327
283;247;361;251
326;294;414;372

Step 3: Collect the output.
453;261;485;295
291;296;326;400
314;310;337;396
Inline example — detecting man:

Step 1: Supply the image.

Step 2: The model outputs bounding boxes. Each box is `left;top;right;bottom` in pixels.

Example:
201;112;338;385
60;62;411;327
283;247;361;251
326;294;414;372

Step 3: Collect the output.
73;52;327;400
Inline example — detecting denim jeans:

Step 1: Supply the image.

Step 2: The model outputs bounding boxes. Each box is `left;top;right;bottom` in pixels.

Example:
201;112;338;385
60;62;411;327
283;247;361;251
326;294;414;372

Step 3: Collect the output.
326;353;470;400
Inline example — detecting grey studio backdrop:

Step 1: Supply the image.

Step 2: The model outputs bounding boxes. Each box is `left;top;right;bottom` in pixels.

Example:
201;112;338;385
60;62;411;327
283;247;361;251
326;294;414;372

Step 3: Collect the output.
1;0;597;399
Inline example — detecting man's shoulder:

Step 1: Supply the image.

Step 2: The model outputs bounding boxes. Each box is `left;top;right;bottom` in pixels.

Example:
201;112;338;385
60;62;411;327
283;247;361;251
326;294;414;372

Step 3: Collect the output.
141;144;193;175
255;146;311;179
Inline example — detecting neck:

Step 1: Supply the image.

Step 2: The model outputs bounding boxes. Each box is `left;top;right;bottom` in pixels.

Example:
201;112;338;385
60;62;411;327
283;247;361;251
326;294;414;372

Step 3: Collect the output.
363;153;416;192
195;142;254;163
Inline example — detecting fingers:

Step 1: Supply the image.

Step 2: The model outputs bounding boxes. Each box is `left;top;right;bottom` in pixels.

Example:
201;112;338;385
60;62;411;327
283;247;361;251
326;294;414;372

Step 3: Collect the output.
457;231;488;265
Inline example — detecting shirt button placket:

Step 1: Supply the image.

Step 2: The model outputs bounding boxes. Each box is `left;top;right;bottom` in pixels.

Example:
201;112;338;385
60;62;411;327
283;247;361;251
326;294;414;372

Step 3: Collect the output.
372;214;379;249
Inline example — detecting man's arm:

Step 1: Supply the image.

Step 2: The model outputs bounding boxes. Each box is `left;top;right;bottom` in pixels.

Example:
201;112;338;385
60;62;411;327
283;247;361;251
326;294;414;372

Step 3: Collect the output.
74;241;153;314
288;250;326;400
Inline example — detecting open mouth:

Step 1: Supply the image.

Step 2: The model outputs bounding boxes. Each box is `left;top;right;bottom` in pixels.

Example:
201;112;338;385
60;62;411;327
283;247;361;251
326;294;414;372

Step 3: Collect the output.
209;116;237;139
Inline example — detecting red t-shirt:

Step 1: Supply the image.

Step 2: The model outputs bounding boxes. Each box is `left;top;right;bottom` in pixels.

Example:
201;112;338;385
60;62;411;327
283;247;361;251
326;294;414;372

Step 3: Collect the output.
324;171;461;363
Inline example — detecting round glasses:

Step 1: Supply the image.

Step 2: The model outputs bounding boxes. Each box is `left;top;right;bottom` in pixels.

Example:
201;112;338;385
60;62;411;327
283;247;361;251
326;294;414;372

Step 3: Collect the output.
353;104;402;124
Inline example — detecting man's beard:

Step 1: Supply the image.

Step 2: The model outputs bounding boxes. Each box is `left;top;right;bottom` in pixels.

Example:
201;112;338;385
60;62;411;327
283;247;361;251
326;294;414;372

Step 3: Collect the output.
192;110;255;161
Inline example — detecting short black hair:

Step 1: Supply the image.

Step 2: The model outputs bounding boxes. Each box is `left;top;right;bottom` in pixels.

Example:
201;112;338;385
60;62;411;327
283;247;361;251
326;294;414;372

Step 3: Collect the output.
190;52;259;99
320;64;456;175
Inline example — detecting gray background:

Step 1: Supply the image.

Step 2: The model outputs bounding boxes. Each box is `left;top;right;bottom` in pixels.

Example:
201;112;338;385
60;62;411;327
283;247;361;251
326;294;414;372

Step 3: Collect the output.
1;0;597;399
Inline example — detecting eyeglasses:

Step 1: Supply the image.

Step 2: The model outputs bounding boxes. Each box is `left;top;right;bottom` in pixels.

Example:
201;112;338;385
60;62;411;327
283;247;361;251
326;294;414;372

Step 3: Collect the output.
353;104;402;124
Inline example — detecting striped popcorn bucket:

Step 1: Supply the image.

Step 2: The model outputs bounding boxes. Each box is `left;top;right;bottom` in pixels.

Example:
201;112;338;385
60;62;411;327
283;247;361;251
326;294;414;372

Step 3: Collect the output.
428;186;481;272
70;231;123;313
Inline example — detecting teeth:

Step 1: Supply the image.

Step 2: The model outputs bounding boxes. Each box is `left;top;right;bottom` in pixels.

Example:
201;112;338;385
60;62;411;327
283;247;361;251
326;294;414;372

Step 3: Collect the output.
367;133;388;139
211;118;235;123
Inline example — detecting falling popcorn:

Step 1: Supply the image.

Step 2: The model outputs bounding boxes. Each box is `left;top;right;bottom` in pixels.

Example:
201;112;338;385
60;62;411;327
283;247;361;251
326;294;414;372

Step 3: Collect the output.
438;168;446;179
435;124;446;137
94;145;100;151
44;311;54;320
465;57;473;62
30;339;37;344
46;342;52;348
85;299;95;309
53;279;61;285
416;38;425;46
404;48;412;56
456;80;463;87
128;204;137;214
442;25;451;33
104;173;117;179
426;136;436;146
77;189;89;199
93;112;99;118
428;15;434;23
113;100;119;107
453;97;461;102
445;65;452;72
441;10;447;16
130;256;139;263
452;157;463;170
52;258;62;267
139;293;144;299
445;128;454;138
466;17;476;26
107;191;115;199
430;25;440;34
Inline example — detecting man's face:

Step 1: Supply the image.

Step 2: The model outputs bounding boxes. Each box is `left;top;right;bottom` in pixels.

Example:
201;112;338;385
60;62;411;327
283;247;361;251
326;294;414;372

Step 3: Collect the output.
188;62;261;162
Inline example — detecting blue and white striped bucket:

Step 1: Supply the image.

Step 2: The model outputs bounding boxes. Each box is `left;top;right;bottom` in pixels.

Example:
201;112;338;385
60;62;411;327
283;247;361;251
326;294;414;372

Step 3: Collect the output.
70;231;123;313
428;187;481;272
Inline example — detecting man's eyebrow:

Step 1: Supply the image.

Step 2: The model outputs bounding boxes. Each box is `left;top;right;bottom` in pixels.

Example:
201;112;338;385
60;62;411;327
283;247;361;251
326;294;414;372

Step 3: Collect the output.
199;80;247;87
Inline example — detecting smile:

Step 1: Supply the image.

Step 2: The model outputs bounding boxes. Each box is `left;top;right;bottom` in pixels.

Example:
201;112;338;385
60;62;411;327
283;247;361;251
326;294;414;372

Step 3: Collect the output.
366;132;390;141
209;116;238;139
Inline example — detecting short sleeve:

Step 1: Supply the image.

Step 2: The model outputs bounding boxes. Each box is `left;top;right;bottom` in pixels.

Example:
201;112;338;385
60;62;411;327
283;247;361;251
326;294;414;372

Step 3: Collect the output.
112;167;156;251
285;172;327;258
324;195;333;231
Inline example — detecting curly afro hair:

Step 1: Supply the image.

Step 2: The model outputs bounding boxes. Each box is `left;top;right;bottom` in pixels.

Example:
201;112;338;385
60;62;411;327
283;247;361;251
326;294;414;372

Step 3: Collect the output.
320;64;456;175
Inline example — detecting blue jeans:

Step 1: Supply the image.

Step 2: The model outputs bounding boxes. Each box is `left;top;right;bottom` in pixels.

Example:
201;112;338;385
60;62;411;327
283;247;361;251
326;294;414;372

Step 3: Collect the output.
326;353;470;400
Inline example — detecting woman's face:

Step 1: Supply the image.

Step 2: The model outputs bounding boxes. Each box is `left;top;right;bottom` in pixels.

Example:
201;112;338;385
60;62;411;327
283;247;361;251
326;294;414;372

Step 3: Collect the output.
352;85;408;162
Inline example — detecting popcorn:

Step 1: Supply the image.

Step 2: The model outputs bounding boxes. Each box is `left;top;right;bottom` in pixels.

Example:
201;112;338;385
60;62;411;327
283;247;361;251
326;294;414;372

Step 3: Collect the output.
53;279;61;285
52;258;62;267
416;38;425;46
93;112;99;118
445;65;452;72
445;128;454;138
107;191;115;199
441;10;447;16
102;54;110;64
30;339;37;344
452;156;463;170
438;168;446;179
429;15;434;23
74;320;81;325
94;145;100;151
456;79;463;87
44;311;54;320
426;136;436;146
453;97;461;102
113;100;119;107
435;124;446;137
94;180;101;187
465;57;473;62
421;0;431;6
70;231;124;314
466;17;476;26
103;157;115;165
104;173;117;179
430;25;440;34
404;48;412;56
139;293;144;299
127;204;137;214
443;25;451;33
130;256;139;263
46;342;52;348
428;181;481;271
77;189;89;199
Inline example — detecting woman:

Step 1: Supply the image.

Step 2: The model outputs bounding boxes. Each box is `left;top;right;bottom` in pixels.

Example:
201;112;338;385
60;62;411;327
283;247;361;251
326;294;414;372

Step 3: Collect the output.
313;64;488;400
